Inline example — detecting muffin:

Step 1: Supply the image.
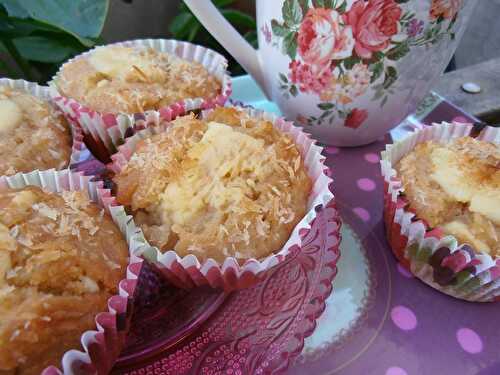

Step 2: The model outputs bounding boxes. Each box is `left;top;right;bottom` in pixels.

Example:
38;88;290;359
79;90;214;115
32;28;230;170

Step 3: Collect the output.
396;137;499;257
54;44;222;114
0;185;129;374
0;85;72;176
112;107;312;263
381;122;500;302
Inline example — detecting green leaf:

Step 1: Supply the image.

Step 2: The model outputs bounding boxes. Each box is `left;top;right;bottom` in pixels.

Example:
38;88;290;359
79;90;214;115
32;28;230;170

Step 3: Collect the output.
9;0;109;47
186;22;201;42
369;61;384;83
243;29;258;48
312;0;336;8
214;0;235;7
221;9;256;29
343;56;361;70
383;66;398;89
290;85;298;97
12;35;80;63
271;19;288;37
0;13;60;38
0;0;29;17
282;0;302;27
283;31;298;59
298;0;309;15
318;102;334;110
169;12;194;35
337;1;347;13
279;72;288;83
386;42;410;61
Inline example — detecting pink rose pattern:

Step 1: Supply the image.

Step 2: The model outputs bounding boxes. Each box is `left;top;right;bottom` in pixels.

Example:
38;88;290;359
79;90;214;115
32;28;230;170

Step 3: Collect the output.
298;8;355;64
272;0;463;129
430;0;462;21
345;0;402;59
345;107;369;129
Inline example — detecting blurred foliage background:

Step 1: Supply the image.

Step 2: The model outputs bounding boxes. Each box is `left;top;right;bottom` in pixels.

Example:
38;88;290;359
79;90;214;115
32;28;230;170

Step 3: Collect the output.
0;0;107;83
0;0;256;84
0;0;497;83
169;0;257;75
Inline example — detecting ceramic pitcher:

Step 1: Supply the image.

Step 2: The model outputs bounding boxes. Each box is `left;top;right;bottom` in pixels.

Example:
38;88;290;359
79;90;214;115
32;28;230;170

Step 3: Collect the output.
184;0;477;146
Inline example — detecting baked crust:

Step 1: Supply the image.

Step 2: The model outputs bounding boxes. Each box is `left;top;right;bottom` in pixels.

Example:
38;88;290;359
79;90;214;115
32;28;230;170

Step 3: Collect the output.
0;186;128;374
113;107;312;262
397;137;500;256
56;45;222;114
0;86;72;176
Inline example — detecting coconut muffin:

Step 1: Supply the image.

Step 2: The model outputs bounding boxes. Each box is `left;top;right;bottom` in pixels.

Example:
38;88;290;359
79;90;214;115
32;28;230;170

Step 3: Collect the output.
113;107;312;263
0;186;129;375
0;86;72;176
396;136;500;257
55;45;222;114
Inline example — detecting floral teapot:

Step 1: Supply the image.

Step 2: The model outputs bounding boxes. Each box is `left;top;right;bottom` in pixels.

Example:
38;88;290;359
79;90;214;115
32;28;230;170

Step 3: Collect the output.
184;0;477;146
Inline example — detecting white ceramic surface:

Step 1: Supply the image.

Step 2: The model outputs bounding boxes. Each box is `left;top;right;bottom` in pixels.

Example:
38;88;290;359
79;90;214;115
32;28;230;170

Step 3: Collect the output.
184;0;477;146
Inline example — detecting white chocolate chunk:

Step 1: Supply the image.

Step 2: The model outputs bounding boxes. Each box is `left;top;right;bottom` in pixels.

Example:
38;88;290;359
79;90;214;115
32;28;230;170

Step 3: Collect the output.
89;46;157;81
0;99;23;132
470;190;500;225
430;147;474;202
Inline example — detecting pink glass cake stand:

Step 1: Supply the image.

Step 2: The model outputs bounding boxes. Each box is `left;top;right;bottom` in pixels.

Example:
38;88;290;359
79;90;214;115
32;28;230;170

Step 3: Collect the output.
70;76;500;375
73;120;341;374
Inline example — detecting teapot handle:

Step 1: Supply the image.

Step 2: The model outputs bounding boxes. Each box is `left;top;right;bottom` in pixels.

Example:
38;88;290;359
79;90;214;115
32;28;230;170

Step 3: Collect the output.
183;0;270;99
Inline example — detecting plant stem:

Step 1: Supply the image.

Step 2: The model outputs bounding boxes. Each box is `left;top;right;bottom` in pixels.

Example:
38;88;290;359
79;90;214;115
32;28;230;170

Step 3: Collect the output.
1;38;35;81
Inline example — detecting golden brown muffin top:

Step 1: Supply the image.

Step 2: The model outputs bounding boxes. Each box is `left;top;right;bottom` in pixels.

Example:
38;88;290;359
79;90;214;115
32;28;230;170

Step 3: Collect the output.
0;86;72;176
113;107;312;262
397;137;500;256
0;186;129;374
55;45;222;114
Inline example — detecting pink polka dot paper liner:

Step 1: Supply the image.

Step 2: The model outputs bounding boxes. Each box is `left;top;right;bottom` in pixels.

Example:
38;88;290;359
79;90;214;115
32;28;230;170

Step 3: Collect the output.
0;168;142;374
381;122;500;302
108;106;339;292
0;78;90;172
49;39;232;159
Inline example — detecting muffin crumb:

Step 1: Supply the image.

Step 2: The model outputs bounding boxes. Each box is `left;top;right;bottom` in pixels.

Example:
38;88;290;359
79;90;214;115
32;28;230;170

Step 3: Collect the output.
397;137;499;256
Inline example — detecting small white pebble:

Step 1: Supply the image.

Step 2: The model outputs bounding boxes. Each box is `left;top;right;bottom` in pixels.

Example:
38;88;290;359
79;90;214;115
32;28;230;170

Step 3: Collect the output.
461;82;481;94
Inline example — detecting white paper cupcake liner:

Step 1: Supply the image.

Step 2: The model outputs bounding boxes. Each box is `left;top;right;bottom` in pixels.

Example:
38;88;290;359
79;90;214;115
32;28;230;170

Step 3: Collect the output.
108;106;339;291
381;122;500;302
0;168;143;374
48;38;232;158
0;78;89;169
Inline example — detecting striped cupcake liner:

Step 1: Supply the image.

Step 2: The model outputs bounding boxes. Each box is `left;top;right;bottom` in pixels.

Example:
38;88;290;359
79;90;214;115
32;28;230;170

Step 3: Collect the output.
381;122;500;302
49;39;232;160
0;78;89;171
0;168;143;374
107;106;339;292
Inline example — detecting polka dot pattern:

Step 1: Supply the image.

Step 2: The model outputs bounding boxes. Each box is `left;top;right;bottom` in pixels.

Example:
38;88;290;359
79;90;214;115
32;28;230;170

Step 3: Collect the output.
386;367;408;375
397;263;414;278
456;328;483;354
364;153;380;163
352;207;370;222
357;178;376;192
391;305;417;331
